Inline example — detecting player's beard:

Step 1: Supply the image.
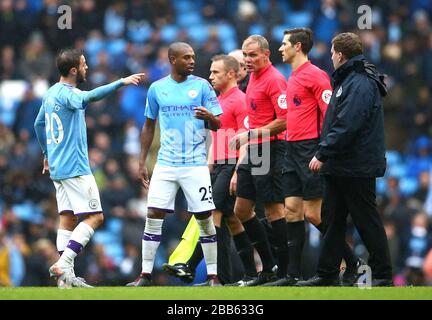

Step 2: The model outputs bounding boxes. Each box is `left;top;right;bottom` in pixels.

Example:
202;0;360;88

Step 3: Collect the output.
77;70;86;83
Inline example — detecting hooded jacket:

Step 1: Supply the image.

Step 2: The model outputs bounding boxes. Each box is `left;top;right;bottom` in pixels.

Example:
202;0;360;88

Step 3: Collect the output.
315;54;387;177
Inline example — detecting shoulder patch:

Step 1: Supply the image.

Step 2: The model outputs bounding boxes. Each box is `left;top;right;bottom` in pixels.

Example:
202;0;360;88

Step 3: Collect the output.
321;90;332;104
277;94;287;109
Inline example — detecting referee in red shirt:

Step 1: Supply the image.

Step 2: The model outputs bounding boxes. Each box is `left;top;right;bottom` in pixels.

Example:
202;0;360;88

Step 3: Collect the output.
268;28;361;286
230;35;289;286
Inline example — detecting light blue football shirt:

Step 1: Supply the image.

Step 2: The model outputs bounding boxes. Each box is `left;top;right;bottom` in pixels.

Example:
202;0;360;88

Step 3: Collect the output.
145;75;222;166
34;80;122;180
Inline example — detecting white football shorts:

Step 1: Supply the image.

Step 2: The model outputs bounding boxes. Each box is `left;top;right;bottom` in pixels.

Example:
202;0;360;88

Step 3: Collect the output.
147;164;215;213
53;174;103;215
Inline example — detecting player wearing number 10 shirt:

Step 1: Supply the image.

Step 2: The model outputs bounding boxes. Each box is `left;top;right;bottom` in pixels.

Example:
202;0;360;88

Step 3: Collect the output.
34;48;145;288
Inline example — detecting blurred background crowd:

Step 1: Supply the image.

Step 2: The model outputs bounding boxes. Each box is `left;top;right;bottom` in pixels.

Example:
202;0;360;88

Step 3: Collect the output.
1;0;432;287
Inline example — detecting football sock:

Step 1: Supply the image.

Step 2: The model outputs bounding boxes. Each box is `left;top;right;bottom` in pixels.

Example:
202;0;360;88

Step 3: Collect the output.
233;231;257;277
141;218;164;274
271;218;289;278
243;215;275;272
286;220;305;278
56;229;72;257
196;216;217;276
59;222;94;268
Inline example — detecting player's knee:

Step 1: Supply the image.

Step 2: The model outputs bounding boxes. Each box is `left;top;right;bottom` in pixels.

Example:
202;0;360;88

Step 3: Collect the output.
225;215;244;233
234;205;253;223
60;215;78;230
147;208;166;219
285;205;303;222
305;211;321;226
84;212;104;229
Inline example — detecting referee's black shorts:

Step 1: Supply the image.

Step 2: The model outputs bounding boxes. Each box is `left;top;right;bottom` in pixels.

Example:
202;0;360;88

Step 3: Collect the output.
211;162;236;216
236;140;286;204
283;138;323;200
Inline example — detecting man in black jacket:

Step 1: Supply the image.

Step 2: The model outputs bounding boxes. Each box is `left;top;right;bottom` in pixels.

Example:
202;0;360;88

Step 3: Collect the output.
297;32;393;287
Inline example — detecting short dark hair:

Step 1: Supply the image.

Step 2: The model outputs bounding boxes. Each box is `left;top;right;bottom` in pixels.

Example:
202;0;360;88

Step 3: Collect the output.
211;54;239;74
331;32;363;59
284;28;313;54
56;48;83;77
168;42;192;63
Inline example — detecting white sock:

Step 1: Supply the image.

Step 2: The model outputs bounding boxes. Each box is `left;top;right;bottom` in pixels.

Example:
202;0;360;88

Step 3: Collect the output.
141;218;164;274
59;222;94;268
56;229;73;256
196;216;217;275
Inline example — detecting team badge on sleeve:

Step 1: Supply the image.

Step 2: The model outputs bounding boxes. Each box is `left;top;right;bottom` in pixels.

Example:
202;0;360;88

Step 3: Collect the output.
277;94;287;109
321;90;332;104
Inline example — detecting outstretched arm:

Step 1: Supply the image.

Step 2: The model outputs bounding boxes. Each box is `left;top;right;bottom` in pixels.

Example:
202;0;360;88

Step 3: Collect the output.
82;73;146;103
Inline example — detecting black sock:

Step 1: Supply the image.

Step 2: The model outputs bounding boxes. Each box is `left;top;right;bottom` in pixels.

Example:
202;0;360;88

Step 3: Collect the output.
286;221;305;278
271;218;289;278
216;226;232;284
315;223;356;269
187;243;204;271
233;231;257;277
243;215;275;272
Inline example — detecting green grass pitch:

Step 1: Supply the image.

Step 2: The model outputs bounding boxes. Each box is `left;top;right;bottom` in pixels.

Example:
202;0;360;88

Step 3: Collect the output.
1;287;431;300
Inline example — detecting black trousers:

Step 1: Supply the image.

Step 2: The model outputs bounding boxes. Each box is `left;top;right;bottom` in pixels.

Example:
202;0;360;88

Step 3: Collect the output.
317;175;392;279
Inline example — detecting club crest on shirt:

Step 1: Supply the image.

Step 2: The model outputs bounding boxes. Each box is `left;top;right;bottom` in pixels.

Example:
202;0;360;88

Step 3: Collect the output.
278;94;287;109
336;86;343;97
321;90;332;104
250;99;257;110
188;89;198;98
293;94;301;106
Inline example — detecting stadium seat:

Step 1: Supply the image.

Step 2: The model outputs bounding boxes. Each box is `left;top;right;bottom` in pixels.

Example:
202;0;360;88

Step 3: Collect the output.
376;177;387;195
160;24;179;43
399;177;419;196
177;12;203;28
127;22;153;43
104;243;125;266
106;218;123;234
284;11;313;28
386;150;402;166
387;163;407;179
187;25;209;45
249;24;266;36
271;25;287;40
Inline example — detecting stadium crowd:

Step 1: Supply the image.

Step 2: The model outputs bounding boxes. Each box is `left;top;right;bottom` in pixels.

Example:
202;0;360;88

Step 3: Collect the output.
1;0;432;286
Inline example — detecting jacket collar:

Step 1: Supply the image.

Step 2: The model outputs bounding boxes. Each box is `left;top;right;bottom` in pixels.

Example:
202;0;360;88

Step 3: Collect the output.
332;54;365;85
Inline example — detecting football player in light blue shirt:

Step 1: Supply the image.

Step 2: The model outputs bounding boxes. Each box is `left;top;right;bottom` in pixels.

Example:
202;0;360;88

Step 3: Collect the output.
34;48;145;287
127;42;223;287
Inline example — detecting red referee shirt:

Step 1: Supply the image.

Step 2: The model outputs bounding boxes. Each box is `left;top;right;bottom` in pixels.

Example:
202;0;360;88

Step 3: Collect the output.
286;61;332;141
246;63;287;143
211;86;248;161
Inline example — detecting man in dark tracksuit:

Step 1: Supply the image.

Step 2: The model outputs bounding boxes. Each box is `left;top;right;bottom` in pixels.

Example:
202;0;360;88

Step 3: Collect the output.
298;32;393;287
